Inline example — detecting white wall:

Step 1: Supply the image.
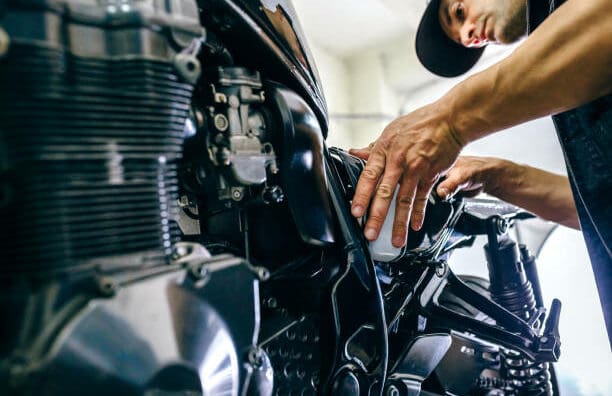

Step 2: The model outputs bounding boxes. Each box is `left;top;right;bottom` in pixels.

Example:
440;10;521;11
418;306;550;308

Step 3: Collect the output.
309;31;567;174
308;44;352;149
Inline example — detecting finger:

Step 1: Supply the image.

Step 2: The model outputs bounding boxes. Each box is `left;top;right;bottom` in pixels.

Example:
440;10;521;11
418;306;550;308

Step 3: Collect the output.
351;150;386;218
410;179;436;232
363;167;403;241
391;174;418;248
349;141;375;160
348;147;371;160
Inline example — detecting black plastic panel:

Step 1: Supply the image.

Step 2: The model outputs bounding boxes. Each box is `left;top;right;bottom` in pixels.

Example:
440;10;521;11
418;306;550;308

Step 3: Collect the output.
268;83;334;246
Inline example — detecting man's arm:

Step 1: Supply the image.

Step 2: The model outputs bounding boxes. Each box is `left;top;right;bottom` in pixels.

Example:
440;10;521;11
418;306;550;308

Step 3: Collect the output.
436;157;579;229
351;0;611;247
449;0;612;143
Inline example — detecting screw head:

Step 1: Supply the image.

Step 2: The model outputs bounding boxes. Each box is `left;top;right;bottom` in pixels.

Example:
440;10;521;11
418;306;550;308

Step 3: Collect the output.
97;276;118;297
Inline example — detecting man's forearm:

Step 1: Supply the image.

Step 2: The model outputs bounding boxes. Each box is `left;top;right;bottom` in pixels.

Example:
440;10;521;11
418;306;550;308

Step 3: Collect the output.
442;0;612;145
486;160;579;229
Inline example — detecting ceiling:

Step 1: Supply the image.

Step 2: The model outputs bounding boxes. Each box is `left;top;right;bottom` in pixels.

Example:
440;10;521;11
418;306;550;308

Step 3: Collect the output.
292;0;426;56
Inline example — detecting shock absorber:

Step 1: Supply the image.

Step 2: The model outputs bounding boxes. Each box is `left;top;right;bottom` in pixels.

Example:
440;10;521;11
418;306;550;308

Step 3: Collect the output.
484;219;553;396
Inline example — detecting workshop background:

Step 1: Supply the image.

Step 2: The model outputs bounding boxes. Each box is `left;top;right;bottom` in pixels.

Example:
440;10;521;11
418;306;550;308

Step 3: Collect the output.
291;0;612;394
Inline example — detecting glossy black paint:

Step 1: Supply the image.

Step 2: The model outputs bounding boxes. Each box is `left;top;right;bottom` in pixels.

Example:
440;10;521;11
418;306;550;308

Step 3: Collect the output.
270;83;335;246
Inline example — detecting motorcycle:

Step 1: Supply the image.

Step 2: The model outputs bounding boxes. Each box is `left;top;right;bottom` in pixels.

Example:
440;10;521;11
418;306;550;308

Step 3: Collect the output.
0;0;562;394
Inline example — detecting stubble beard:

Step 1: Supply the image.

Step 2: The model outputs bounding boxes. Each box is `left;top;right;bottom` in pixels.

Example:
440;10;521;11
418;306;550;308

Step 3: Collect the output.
496;0;527;44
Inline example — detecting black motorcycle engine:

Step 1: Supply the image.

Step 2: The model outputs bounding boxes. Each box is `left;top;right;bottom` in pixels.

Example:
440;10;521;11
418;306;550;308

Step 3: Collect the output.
0;0;264;395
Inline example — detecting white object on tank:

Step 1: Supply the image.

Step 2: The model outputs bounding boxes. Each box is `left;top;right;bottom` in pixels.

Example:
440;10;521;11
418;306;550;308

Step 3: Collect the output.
368;186;402;262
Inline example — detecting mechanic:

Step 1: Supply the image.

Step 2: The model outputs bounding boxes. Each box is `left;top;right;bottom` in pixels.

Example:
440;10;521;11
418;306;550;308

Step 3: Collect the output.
349;0;612;345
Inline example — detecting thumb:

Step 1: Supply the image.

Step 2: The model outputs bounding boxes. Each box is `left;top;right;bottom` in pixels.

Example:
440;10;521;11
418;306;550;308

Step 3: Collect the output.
436;174;463;200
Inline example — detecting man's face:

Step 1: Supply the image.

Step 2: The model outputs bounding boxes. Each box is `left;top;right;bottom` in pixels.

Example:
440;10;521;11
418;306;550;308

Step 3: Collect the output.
438;0;527;48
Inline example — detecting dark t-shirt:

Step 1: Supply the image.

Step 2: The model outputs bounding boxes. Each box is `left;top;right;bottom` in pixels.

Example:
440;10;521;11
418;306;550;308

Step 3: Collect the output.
529;0;612;347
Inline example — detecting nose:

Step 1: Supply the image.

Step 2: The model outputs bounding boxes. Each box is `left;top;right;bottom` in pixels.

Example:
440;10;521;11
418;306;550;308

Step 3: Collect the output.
459;22;479;47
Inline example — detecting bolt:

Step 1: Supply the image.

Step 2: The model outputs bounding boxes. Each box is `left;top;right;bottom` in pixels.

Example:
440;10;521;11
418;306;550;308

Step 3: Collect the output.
248;347;264;367
257;267;270;281
264;297;278;309
0;28;9;58
263;186;284;205
231;188;243;201
540;336;549;343
97;276;118;297
435;261;447;277
190;264;208;279
495;217;509;234
173;243;192;258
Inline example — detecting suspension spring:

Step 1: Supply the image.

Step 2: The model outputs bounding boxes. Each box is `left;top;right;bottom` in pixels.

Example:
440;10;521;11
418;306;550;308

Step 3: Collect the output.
501;349;551;395
485;237;553;396
474;375;518;395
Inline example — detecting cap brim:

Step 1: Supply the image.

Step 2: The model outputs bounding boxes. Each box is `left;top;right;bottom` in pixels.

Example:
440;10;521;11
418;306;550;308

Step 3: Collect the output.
415;0;485;78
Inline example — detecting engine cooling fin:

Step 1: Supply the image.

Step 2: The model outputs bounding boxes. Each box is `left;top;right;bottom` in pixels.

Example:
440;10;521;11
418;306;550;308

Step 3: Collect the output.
0;0;201;274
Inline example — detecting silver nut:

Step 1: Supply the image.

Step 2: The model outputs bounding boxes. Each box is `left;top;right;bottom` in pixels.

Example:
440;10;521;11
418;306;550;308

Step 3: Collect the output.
231;188;243;201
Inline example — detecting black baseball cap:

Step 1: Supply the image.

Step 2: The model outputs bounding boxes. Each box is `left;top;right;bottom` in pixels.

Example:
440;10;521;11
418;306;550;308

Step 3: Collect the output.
415;0;485;77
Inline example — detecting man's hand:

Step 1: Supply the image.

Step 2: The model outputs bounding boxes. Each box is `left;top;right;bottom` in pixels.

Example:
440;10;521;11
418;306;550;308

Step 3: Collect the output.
439;156;579;229
348;103;464;248
436;156;504;199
